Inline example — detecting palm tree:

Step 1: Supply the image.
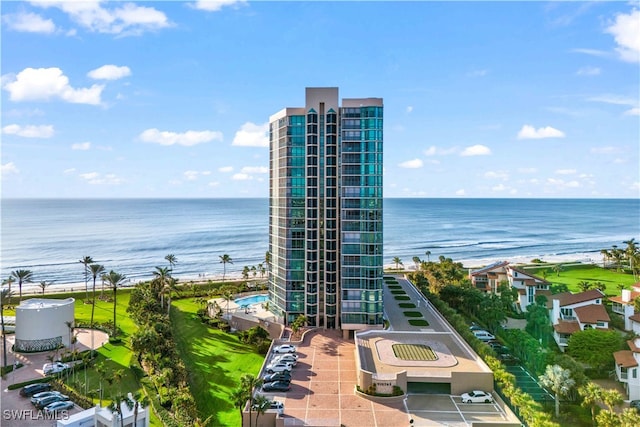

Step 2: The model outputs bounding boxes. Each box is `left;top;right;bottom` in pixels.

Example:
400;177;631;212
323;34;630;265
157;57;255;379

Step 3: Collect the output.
222;289;234;318
89;264;105;351
65;320;75;351
165;254;177;271
11;269;33;303
1;289;15;370
552;264;563;277
600;388;623;412
130;390;150;427
152;267;171;308
578;382;602;424
425;250;431;262
105;270;127;338
79;256;94;301
600;249;611;268
392;257;403;270
539;364;575;417
412;256;421;270
38;280;53;295
220;254;233;281
253;394;270;427
577;281;591;292
257;263;265;279
241;374;263;427
107;393;134;427
2;276;15;292
231;388;249;426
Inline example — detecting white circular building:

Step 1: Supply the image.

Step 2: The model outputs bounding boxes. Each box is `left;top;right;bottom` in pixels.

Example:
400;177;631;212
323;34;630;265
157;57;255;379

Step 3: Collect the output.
14;298;75;352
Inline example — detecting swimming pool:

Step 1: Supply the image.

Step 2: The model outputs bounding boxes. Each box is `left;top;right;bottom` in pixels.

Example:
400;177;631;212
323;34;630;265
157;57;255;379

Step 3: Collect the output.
234;294;269;307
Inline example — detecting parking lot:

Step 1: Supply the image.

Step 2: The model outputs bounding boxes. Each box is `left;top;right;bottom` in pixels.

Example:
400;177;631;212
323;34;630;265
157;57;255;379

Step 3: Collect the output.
258;329;511;427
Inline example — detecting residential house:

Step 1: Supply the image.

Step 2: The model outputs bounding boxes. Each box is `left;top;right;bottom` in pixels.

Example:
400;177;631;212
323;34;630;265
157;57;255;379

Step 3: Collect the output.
548;289;610;352
609;284;640;332
468;261;551;312
614;338;640;401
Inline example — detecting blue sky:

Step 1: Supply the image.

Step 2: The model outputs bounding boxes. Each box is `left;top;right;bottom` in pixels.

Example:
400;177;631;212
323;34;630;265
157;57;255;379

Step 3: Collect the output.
1;1;639;199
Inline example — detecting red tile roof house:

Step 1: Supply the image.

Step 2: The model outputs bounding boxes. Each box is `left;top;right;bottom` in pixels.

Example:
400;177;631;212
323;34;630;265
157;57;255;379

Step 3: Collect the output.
468;261;551;312
613;338;640;401
609;284;640;332
547;289;610;352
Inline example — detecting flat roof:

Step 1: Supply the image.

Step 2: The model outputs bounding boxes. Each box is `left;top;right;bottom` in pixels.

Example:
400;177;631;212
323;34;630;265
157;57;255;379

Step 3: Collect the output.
18;298;75;309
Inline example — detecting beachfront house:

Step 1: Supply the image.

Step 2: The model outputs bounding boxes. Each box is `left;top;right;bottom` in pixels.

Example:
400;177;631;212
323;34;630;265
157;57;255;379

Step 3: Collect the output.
468;261;551;312
614;338;640;401
547;289;610;352
609;284;640;332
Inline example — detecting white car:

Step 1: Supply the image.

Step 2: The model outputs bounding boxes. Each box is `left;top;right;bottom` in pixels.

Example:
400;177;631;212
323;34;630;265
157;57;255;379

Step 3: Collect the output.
273;354;298;366
266;362;293;374
472;330;495;342
42;362;69;375
273;344;297;354
460;390;494;404
253;400;284;415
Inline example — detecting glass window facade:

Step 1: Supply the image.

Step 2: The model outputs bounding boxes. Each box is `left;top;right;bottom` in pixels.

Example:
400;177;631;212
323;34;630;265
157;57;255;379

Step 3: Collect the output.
269;88;383;332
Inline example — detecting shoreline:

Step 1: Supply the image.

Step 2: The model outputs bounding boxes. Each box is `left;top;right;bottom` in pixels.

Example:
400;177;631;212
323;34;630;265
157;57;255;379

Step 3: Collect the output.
3;251;603;296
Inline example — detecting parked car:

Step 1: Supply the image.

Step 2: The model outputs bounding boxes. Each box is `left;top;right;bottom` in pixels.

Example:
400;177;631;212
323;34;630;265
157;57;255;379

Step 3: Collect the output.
488;342;509;354
472;330;495;342
20;383;51;397
266;362;293;374
262;372;292;383
31;391;64;401
33;394;69;409
253;400;285;415
460;390;494;404
273;354;298;366
262;381;291;392
469;323;484;331
44;400;74;414
631;400;640;411
43;362;69;375
273;344;297;354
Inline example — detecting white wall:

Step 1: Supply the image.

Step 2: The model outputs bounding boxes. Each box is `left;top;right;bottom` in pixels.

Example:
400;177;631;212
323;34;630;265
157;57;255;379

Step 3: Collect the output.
15;298;75;347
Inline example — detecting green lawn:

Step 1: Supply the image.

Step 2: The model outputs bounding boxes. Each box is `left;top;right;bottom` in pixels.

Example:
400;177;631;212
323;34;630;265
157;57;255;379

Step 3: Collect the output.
524;264;637;295
171;299;265;426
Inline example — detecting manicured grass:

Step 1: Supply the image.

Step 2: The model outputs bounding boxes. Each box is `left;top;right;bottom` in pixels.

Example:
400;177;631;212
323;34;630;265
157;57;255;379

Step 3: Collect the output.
387;285;402;290
399;303;416;309
171;299;265;426
394;295;410;301
523;264;637;295
392;344;436;361
403;311;423;318
390;290;406;295
408;319;429;327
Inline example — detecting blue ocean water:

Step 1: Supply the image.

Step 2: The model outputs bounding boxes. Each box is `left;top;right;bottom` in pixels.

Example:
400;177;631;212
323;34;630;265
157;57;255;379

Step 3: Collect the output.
1;198;638;289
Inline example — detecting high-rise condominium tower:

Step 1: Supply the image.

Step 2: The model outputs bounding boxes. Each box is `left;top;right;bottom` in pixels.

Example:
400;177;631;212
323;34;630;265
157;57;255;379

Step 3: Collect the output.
268;87;383;338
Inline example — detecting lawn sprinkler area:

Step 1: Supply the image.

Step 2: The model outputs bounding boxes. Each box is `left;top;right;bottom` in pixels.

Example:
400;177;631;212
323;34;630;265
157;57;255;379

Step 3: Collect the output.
392;344;438;361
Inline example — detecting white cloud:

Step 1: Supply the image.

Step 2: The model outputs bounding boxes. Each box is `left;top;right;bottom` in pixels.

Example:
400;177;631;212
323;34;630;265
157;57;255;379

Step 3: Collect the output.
78;172;123;185
624;107;640;116
193;0;246;12
88;65;131;80
63;168;76;174
492;184;509;192
517;125;565;139
219;166;233;173
3;67;103;105
546;178;580;188
518;167;538;173
576;66;601;76
232;173;253;180
455;189;466;196
423;146;458;156
631;182;640;191
1;162;19;176
406;106;413;113
571;48;609;57
3;12;55;33
241;166;268;174
484;171;509;180
556;169;577;175
460;145;491;156
466;69;488;77
590;146;620;154
139;128;223;146
232;122;268;147
184;170;199;181
398;158;423;169
32;1;172;36
208;181;220;187
72;142;91;150
605;9;640;63
588;94;637;106
2;124;54;138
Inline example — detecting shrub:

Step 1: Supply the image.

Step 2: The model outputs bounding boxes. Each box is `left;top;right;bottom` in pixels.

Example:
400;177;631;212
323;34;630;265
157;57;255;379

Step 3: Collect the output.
394;296;410;301
403;311;423;318
390;290;406;295
408;319;429;326
399;303;416;308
